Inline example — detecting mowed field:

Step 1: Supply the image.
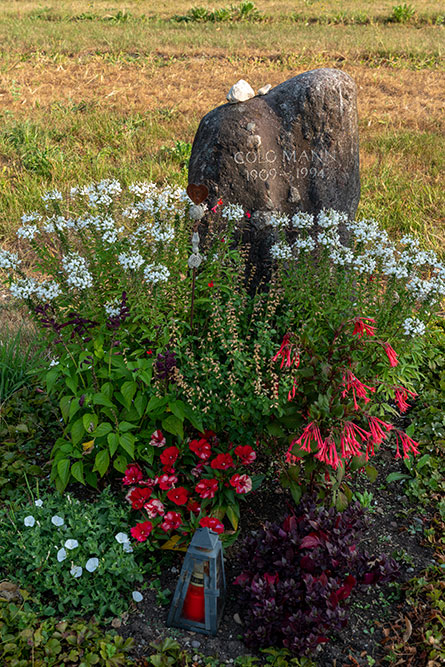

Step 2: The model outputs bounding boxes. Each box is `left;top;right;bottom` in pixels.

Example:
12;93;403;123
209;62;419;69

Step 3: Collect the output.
0;0;444;248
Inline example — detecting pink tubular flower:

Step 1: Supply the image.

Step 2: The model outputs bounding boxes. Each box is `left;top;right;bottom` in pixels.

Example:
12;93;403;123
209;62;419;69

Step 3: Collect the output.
340;422;370;459
367;416;393;459
383;343;398;367
195;478;219;499
189;438;212;460
150;430;166;447
394;387;417;414
144;498;165;518
294;422;324;454
272;333;300;369
210;453;234;470
161;511;182;532
341;370;375;410
200;516;224;534
314;436;340;469
158;474;178;490
234;445;256;464
393;430;420;460
352;317;376;338
122;463;143;486
126;487;152;510
130;521;153;542
230;473;252;494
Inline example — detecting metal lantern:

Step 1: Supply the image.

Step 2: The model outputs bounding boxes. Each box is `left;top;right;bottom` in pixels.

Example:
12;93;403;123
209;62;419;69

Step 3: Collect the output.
167;527;226;636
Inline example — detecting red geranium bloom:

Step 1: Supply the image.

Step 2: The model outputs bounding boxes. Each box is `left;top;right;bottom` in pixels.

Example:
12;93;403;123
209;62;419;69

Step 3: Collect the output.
160;446;179;467
200;516;224;534
383;343;398;367
158;474;178;490
352;317;376;338
195;478;218;499
230;473;252;494
189;438;212;460
210;453;234;470
122;463;143;486
161;511;182;532
130;521;153;542
150;429;166;447
167;486;189;506
234;445;256;464
144;498;165;518
126;486;152;510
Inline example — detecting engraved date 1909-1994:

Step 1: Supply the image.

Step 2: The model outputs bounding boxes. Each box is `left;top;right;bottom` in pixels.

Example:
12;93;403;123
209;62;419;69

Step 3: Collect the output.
246;166;324;182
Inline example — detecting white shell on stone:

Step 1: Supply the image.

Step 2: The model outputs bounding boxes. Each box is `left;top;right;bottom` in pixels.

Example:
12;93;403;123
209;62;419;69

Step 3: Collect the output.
247;134;262;149
189;204;206;221
227;80;255;104
257;84;271;96
188;253;203;269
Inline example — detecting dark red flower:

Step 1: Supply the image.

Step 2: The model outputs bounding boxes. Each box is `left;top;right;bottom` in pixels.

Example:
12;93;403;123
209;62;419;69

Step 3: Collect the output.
208;281;214;287
234;445;256;464
187;499;202;515
161;511;182;532
157;473;178;490
189;438;212;460
210;453;234;470
122;463;143;486
272;333;299;369
150;429;166;447
127;486;152;510
160;446;179;467
130;521;153;542
230;473;252;494
166;486;189;506
200;516;224;534
195;478;218;499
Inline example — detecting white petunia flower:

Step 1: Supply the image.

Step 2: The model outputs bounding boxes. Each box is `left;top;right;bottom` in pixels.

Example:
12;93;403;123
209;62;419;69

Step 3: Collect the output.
57;547;67;562
65;539;79;550
122;541;133;553
51;515;64;527
143;263;170;284
70;565;83;578
24;515;35;527
132;591;143;602
115;532;129;544
34;499;43;508
85;557;99;572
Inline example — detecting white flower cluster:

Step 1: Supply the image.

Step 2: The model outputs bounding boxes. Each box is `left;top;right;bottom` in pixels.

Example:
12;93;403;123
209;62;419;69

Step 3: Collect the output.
150;221;175;244
144;263;170;284
21;211;41;224
9;277;37;299
402;317;426;337
118;251;145;271
291;212;314;230
71;179;122;208
17;224;39;240
270;242;293;260
104;298;122;317
265;212;290;229
43;215;75;234
0;249;21;270
34;280;62;301
293;237;315;252
317;209;348;229
61;252;93;289
221;203;245;223
41;189;63;208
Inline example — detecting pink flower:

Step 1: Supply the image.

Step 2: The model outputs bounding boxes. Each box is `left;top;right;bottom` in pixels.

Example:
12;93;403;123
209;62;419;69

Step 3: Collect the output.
341;370;375;410
160;446;179;467
189;438;212;460
166;486;189;506
314;436;340;470
340;422;370;459
234;445;256;464
230;473;252;494
161;511;182;532
199;516;224;534
352;317;376;338
210;453;234;470
158;474;178;490
195;478;219;499
393;430;420;460
150;430;166;447
293;422;324;454
130;521;153;542
123;463;143;486
383;343;398;367
394;387;417;413
144;499;165;518
272;333;299;369
367;417;393;459
126;487;152;510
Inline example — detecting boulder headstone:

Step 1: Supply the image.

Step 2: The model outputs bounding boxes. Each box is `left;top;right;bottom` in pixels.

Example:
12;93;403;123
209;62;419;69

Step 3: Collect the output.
188;68;360;287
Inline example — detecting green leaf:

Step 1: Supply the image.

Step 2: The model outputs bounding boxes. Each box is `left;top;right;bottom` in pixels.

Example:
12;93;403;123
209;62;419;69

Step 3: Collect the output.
169;400;185;421
93;422;112;438
405;423;416;437
93;393;114;408
94;450;110;478
183;404;204;433
107;432;119;457
386;472;411;483
113;455;128;473
146;395;168;414
119;433;135;458
416;454;431;470
335;490;348;511
65;376;78;394
70;417;85;446
46;368;60;393
162;415;184;440
71;461;85;485
118;421;137;432
226;504;240;531
266;422;286;437
82;413;98;433
57;459;71;487
289;481;302;506
365;465;378;482
120;381;138;408
59;396;71;423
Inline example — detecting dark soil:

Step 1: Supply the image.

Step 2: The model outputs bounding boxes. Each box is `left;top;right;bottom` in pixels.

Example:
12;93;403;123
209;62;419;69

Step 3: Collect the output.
116;450;437;666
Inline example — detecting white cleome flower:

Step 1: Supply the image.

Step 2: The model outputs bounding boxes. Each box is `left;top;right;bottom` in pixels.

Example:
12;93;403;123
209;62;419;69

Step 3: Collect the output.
41;189;63;208
270;242;293;261
17;224;40;240
291;212;314;230
144;263;170;284
221;203;245;223
64;539;79;550
57;547;67;562
115;532;129;544
24;515;36;527
118;251;145;271
132;591;143;602
51;515;64;527
21;211;41;224
34;499;43;508
0;249;21;270
70;565;83;578
85;557;99;573
34;281;62;301
61;253;93;289
9;278;37;299
402;317;426;337
104;298;121;317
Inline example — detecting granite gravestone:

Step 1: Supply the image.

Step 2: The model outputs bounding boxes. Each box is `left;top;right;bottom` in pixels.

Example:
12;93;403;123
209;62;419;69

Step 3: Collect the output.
188;68;360;287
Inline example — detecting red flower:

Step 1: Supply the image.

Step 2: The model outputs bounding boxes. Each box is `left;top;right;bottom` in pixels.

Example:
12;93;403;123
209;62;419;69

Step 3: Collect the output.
234;445;256;464
126;486;152;510
146;350;153;355
394;387;417;414
200;516;224;534
150;430;166;447
195;478;218;499
393;430;420;460
292;422;324;454
144;498;165;518
246;211;251;219
160;446;179;467
367;417;393;459
314;436;340;470
210;453;234;470
189;438;212;460
383;343;398;367
158;473;178;490
122;463;143;486
208;281;214;287
230;473;252;494
161;511;182;532
187;499;202;515
341;370;375;410
340;422;370;459
352;317;376;338
130;521;153;542
272;333;299;369
167;486;189;506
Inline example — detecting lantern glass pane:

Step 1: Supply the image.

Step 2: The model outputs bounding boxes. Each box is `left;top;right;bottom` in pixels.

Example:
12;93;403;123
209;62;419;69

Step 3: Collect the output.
180;558;206;624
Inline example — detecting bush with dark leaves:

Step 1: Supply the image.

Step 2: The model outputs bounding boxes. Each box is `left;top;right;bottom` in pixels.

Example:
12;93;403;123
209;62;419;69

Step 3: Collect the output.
234;499;399;656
